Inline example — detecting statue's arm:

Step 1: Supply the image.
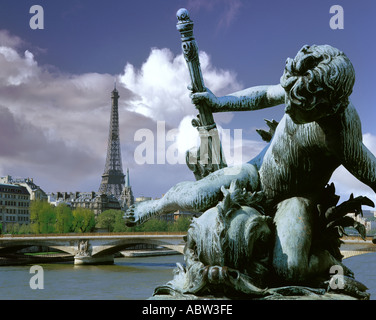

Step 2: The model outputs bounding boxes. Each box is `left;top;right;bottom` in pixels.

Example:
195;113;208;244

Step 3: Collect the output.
340;105;376;193
343;142;376;193
191;84;285;113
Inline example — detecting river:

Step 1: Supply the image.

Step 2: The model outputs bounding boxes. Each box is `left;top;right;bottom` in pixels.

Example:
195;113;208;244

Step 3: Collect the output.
0;253;375;300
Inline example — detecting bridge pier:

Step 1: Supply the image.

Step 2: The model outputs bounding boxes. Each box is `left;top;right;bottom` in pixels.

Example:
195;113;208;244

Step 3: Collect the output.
74;254;114;265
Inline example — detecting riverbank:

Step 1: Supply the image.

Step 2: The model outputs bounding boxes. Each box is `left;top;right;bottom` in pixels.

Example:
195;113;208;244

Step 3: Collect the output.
0;253;74;266
0;249;181;266
119;249;181;257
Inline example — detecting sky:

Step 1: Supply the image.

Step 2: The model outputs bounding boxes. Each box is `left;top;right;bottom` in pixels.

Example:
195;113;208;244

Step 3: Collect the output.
0;0;376;208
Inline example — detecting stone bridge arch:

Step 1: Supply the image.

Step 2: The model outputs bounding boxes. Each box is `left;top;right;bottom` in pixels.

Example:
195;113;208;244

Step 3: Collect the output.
0;233;186;264
90;238;184;258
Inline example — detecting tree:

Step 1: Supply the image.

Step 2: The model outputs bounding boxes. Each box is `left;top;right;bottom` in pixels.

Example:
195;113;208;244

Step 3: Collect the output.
113;211;127;232
30;200;42;233
72;208;95;233
142;219;168;232
55;203;74;233
7;223;20;234
168;216;191;232
30;200;56;234
18;223;31;234
96;210;125;232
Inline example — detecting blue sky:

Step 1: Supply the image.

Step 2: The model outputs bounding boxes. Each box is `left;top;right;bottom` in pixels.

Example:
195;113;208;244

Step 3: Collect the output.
0;0;376;206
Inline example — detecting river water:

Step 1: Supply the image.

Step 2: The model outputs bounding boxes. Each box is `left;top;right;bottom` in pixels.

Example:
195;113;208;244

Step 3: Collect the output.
0;255;185;300
0;253;375;300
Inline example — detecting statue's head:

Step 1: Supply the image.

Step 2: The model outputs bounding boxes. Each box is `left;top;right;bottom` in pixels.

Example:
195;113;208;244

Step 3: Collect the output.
280;44;355;124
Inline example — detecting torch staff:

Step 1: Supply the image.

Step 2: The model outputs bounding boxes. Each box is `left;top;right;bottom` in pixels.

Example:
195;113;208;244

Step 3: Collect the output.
176;8;227;179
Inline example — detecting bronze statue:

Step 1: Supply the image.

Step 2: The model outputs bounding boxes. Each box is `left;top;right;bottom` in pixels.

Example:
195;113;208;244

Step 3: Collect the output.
126;9;376;299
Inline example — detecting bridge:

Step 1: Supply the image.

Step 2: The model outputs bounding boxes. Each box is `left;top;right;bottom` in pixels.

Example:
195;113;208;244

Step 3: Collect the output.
0;233;374;265
339;236;376;259
0;232;186;265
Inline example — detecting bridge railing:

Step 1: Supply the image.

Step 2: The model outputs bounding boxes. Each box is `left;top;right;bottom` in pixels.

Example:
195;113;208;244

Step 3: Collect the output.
0;232;187;238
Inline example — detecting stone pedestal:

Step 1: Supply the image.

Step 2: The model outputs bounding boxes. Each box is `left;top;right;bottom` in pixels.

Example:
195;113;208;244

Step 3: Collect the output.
150;292;358;300
74;254;114;265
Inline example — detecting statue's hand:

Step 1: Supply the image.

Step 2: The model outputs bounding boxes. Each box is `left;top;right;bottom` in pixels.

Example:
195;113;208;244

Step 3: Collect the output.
124;204;138;227
189;86;219;110
123;200;159;227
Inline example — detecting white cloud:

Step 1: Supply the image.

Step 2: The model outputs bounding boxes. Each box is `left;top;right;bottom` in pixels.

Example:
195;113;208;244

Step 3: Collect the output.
119;47;242;126
0;47;39;86
176;115;200;155
0;30;24;48
119;47;243;172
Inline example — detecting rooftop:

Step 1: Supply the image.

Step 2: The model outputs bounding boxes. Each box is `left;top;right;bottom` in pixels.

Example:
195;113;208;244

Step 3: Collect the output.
0;183;30;195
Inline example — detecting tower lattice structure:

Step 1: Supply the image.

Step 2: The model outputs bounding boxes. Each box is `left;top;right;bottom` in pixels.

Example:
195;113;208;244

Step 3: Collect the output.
98;86;125;199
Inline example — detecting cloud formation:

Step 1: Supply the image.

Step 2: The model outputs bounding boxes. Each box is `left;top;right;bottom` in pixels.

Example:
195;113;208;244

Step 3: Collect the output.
119;47;241;125
119;47;244;166
0;31;128;191
0;30;249;197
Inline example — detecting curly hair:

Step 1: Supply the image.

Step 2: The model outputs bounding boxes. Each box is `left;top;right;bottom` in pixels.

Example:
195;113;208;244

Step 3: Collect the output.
280;45;355;115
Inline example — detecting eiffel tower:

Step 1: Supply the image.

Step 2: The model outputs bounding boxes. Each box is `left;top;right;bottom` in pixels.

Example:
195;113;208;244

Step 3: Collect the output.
98;85;125;199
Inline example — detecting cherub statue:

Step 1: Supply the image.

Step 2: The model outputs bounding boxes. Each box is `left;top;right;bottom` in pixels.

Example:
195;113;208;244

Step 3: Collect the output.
125;44;376;286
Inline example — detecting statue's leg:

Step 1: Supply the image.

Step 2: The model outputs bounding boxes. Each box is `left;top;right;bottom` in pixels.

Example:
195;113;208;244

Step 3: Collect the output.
124;163;259;226
272;197;338;284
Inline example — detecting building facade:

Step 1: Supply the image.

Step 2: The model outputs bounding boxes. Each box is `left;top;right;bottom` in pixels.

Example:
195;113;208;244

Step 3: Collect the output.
0;176;47;201
347;210;376;235
48;191;121;217
0;183;30;232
